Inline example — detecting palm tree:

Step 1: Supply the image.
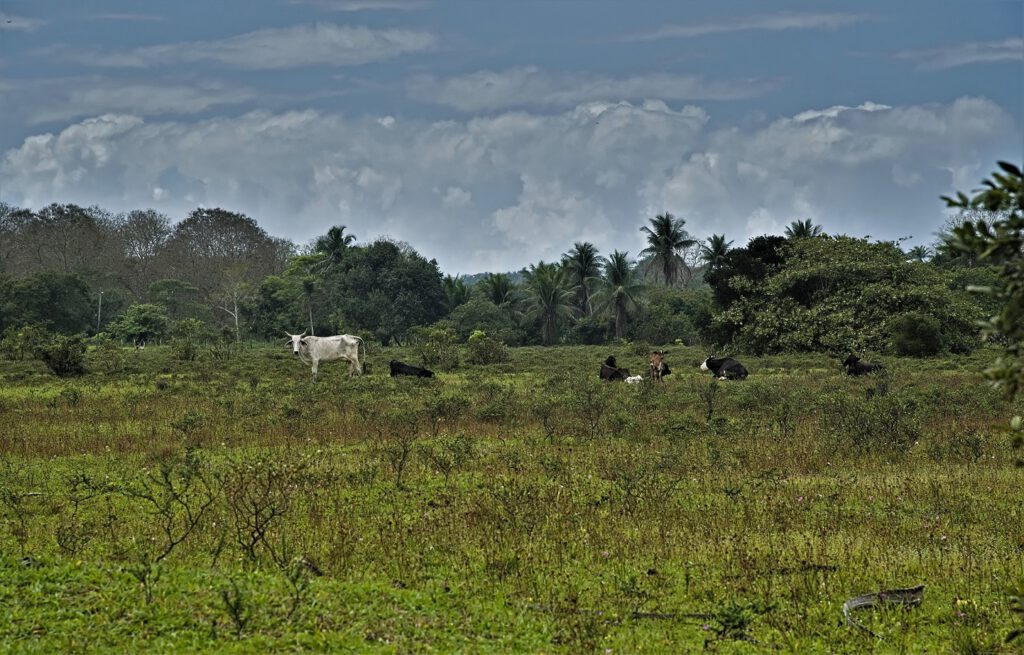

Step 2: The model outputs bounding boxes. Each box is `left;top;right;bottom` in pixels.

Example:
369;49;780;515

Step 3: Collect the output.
314;225;356;269
522;262;575;345
594;251;644;339
479;273;519;308
560;242;605;316
784;219;823;239
640;212;697;286
442;274;471;312
906;245;933;263
699;234;733;273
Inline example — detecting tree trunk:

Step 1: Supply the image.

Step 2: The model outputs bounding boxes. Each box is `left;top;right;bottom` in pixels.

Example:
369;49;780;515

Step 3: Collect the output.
615;300;627;339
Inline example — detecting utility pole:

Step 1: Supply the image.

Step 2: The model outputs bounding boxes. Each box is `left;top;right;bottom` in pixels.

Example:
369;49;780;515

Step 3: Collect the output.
96;291;103;333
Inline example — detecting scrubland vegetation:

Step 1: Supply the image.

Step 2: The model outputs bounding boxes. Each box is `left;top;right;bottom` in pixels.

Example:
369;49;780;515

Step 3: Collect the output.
1;343;1022;653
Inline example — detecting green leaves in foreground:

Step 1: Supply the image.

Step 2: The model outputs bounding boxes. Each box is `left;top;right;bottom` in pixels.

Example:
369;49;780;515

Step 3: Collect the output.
944;161;1024;396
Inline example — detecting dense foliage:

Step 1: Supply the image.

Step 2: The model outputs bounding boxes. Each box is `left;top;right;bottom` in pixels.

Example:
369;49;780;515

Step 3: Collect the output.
945;161;1024;394
708;235;982;355
0;195;1004;356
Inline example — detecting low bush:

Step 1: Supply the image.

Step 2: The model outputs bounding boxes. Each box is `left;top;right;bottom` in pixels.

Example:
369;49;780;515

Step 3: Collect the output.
466;330;510;365
413;326;460;371
890;312;944;356
35;333;87;377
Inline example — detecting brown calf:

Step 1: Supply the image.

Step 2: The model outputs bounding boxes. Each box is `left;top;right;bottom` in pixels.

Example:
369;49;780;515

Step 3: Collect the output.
648;351;671;382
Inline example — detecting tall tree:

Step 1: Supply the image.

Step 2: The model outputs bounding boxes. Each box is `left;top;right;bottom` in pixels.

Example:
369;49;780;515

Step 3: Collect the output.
442;275;471;313
560;242;604;316
594;251;644;339
784;219;823;239
115;209;172;297
522;262;575;345
0;272;95;334
640;212;697;286
314;225;356;272
478;273;519;309
162;208;284;325
905;245;933;262
699;234;733;273
16;204;118;276
336;239;447;345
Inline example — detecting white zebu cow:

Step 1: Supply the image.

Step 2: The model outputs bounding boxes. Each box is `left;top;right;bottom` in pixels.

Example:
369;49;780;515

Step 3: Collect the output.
286;332;364;381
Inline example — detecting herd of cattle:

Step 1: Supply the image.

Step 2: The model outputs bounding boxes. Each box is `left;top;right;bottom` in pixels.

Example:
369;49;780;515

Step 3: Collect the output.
287;330;886;383
600;353;751;383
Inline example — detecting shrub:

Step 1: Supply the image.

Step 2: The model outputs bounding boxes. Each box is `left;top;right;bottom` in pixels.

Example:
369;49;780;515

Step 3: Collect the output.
413;326;460;371
35;333;87;377
440;296;528;344
209;326;238;362
0;324;48;361
87;333;126;374
466;330;510;365
564;315;610;345
632;287;713;346
890;312;943;356
108;303;169;345
171;318;208;361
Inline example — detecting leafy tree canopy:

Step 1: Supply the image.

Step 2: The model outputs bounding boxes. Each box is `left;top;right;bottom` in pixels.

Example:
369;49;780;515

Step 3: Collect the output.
945;161;1024;394
335;239;447;345
712;235;982;355
108;303;170;344
0;271;95;334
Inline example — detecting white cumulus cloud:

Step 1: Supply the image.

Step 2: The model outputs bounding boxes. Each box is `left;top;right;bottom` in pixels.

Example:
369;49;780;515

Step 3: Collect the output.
1;97;1017;273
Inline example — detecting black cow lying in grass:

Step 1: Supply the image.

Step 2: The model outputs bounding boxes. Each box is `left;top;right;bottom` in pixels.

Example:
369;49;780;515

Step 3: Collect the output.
700;356;748;380
842;354;883;376
599;355;629;382
389;360;435;378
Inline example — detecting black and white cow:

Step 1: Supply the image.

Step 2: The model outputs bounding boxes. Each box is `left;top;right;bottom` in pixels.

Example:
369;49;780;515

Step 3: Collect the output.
389;360;435;378
700;356;748;380
842;354;883;376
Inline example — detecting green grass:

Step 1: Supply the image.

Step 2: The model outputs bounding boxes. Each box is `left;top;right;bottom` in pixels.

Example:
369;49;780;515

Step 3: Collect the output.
0;343;1021;653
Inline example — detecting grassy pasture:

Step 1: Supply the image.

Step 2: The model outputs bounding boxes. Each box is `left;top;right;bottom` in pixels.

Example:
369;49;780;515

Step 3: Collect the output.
0;343;1022;653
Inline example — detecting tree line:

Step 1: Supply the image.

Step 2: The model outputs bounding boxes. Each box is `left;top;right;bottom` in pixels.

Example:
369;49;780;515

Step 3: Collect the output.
0;198;1003;356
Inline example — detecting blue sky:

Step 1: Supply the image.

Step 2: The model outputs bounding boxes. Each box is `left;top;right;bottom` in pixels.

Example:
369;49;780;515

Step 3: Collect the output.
1;0;1021;273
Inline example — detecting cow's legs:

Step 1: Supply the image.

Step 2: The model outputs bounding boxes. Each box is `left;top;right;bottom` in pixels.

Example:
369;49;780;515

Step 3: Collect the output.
311;359;319;382
341;355;360;377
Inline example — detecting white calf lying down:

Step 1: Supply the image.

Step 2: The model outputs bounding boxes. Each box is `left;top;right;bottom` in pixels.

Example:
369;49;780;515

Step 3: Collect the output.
625;375;644;384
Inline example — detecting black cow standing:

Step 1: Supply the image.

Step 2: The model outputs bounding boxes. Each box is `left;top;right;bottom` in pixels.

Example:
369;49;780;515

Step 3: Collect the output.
842;354;883;376
389;360;435;378
700;356;748;380
599;355;629;382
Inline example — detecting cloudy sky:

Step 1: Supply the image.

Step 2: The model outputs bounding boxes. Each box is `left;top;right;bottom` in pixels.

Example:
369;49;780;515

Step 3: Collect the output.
0;1;1021;274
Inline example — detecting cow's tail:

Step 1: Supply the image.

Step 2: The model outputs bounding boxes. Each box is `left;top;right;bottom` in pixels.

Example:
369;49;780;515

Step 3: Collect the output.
357;336;366;374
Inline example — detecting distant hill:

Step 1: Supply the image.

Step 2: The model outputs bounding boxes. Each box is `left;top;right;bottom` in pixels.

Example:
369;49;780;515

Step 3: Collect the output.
459;270;526;287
